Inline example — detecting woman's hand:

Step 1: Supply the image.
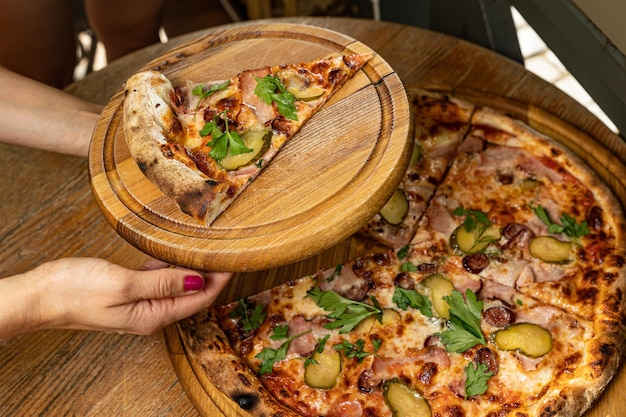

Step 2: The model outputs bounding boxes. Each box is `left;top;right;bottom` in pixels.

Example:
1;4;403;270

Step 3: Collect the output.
0;258;232;340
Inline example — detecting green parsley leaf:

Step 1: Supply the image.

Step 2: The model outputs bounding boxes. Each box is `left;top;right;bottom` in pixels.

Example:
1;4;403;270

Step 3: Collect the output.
334;338;381;363
270;325;289;340
230;298;266;332
464;362;493;398
304;335;330;367
254;75;298;120
192;80;230;109
392;287;433;317
453;206;492;232
436;289;486;352
201;111;252;161
397;246;410;259
400;262;418;272
256;328;312;374
256;341;289;375
532;205;590;244
307;288;383;334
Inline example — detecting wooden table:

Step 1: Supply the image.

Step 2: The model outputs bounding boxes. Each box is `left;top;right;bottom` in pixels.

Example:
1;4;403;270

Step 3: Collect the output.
1;17;624;416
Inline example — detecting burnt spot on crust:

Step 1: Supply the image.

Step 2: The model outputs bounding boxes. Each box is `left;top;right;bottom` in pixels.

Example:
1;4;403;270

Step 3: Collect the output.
343;54;365;69
232;393;259;410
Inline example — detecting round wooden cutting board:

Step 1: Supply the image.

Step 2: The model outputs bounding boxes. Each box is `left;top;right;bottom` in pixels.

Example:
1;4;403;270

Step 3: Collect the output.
89;23;411;272
164;90;626;417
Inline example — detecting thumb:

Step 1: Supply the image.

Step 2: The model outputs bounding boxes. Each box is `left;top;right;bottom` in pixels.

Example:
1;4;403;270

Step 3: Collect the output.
128;267;206;301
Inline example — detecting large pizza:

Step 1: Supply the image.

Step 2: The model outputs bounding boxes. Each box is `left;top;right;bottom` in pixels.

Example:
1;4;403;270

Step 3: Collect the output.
177;89;625;417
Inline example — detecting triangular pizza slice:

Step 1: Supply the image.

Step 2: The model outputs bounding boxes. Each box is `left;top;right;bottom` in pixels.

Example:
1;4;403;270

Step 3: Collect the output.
123;54;371;225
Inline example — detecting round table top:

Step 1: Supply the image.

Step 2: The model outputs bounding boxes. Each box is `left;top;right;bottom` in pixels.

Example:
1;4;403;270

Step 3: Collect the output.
1;16;624;417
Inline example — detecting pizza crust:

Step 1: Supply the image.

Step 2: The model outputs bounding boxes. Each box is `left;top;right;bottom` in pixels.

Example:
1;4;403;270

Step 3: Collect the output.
178;309;300;417
123;71;233;222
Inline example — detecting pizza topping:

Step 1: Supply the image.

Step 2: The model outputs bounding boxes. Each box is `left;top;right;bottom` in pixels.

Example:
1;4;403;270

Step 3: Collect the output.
304;345;342;389
493;323;553;357
218;129;270;171
451;207;501;254
334;338;382;363
254;74;298;120
420;274;454;319
529;236;573;263
383;380;431;417
436;289;486;352
501;223;534;250
230;298;266;333
256;325;312;374
356;308;402;332
483;306;516;327
462;253;490;274
392;287;433;317
532;205;590;245
201;111;252;162
473;346;499;374
307;287;383;333
192;80;231;109
379;189;410;225
464;361;494;398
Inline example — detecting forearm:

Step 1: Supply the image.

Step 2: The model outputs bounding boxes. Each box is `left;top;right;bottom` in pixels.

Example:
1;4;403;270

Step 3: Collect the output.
0;271;49;341
0;66;102;157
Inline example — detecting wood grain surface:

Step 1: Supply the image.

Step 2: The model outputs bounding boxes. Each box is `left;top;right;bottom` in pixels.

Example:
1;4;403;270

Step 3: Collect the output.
89;23;412;272
1;17;624;417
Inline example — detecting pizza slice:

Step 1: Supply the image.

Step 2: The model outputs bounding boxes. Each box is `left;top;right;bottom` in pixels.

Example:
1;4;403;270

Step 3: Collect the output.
123;54;371;225
359;89;474;248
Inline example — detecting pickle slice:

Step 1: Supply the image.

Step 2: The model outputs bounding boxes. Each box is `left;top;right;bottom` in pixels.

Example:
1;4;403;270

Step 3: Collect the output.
304;348;341;389
355;308;401;333
529;236;573;263
281;69;325;100
420;274;454;319
383;380;431;417
219;129;270;171
380;189;409;225
494;323;553;357
451;223;501;254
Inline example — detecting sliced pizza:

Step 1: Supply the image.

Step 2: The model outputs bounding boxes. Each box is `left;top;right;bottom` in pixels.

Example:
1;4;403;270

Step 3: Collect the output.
123;54;371;225
360;89;474;248
176;94;626;417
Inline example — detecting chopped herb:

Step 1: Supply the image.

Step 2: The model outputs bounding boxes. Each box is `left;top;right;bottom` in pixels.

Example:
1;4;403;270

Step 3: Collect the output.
326;264;344;282
516;299;523;306
400;262;418;272
230;298;266;332
453;206;491;232
307;288;383;334
192;80;230;109
254;158;264;169
256;327;312;374
254;75;298;120
270;325;289;340
201;111;252;161
334;338;381;362
304;335;330;367
465;362;493;398
532;205;590;245
392;287;433;317
436;289;486;352
397;246;410;259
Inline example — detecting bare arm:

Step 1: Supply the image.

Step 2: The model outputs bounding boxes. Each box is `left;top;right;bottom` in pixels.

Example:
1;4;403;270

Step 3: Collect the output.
0;66;102;157
0;258;232;340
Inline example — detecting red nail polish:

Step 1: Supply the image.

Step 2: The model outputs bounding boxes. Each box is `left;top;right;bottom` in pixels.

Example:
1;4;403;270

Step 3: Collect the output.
184;275;204;292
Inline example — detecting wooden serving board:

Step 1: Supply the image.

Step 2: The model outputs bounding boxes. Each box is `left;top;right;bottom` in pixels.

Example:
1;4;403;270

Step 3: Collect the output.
165;91;626;417
88;23;411;272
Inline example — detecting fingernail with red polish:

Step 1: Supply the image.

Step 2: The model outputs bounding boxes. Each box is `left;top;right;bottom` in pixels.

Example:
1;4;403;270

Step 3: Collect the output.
184;275;204;292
